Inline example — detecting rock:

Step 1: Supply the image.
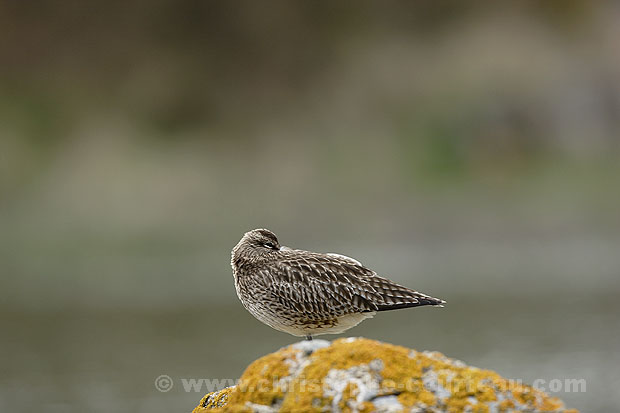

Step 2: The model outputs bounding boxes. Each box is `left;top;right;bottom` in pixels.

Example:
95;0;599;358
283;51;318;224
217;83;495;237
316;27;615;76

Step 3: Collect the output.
192;337;577;413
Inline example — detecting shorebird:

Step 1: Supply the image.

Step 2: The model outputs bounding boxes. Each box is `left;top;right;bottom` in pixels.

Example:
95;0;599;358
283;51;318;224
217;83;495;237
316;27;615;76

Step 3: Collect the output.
231;229;445;340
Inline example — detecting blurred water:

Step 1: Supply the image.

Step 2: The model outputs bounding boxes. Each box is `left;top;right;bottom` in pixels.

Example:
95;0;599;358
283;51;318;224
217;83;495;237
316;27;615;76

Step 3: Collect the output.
2;293;618;413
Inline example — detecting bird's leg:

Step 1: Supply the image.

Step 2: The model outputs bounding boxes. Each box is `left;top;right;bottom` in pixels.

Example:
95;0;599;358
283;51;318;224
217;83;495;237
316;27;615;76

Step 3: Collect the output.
305;335;313;341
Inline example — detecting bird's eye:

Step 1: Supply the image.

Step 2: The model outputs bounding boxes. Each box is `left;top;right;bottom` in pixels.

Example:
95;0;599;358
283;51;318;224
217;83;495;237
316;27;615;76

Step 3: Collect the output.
263;242;277;250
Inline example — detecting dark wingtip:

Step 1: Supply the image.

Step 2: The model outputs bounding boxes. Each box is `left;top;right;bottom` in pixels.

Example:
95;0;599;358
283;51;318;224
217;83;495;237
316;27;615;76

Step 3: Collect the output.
376;296;446;312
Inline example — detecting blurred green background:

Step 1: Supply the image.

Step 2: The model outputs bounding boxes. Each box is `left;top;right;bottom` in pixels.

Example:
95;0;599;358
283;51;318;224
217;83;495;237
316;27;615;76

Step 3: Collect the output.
1;2;619;412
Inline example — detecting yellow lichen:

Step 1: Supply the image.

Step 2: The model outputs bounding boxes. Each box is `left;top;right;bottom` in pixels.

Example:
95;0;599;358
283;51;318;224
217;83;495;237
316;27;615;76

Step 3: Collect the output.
339;382;358;412
471;405;490;413
357;401;375;413
192;387;234;413
225;345;296;407
192;338;577;413
498;398;515;411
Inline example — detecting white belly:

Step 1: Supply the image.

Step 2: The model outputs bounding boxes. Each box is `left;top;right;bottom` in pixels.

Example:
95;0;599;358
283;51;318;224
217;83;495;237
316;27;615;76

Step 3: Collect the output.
270;312;377;337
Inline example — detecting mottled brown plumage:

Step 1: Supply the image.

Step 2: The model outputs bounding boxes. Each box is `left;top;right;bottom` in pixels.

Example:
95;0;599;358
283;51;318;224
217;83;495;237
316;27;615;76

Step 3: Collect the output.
231;229;445;339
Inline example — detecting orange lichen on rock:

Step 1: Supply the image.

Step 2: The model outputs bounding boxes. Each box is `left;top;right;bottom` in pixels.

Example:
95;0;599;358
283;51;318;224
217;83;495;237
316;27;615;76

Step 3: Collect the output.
192;337;577;413
193;386;234;412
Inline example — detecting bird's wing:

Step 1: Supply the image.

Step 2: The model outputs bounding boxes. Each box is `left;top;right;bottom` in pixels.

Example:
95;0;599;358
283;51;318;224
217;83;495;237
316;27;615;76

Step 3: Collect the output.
262;252;444;315
326;253;362;265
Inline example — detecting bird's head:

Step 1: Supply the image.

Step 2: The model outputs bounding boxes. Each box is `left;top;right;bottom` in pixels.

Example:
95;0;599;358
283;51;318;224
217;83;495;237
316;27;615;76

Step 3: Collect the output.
231;228;283;266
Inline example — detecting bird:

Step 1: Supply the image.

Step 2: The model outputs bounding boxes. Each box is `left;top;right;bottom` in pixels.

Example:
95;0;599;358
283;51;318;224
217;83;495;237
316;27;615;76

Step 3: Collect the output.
231;228;445;340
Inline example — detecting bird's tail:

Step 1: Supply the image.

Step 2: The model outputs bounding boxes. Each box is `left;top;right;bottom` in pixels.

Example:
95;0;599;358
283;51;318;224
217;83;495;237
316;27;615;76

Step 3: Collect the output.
368;276;446;312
